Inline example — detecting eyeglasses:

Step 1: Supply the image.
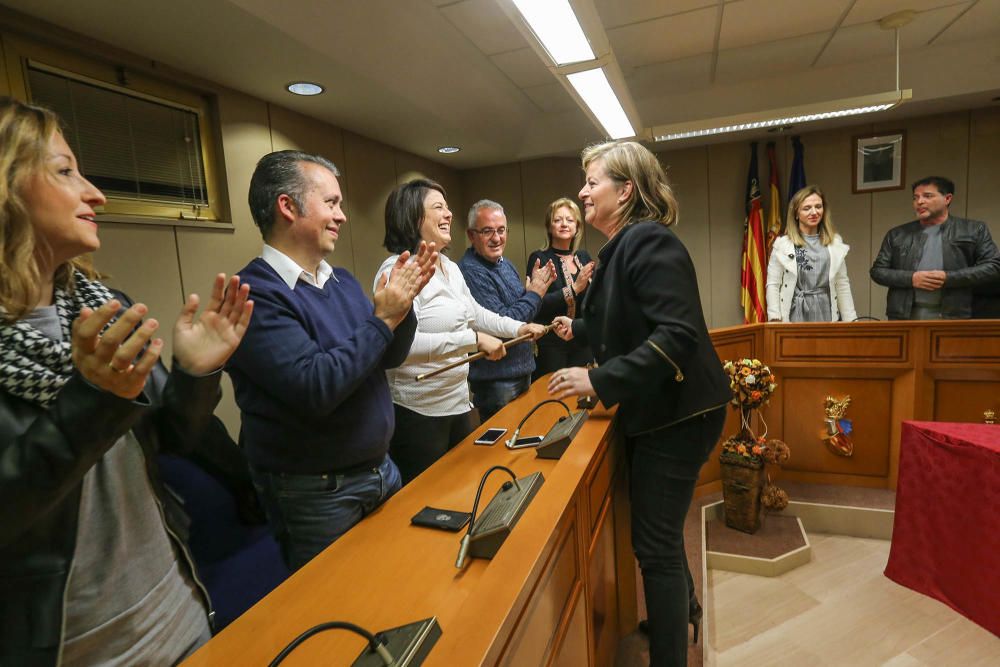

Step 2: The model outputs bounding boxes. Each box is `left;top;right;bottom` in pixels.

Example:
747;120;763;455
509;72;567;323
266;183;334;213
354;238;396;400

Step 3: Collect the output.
470;227;507;238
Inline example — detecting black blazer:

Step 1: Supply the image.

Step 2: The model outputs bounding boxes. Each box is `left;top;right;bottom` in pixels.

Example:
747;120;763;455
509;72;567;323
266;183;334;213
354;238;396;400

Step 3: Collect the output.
574;221;730;437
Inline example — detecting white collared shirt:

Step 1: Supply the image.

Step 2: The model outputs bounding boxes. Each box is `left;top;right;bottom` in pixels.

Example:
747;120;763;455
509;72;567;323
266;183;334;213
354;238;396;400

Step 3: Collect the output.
374;254;523;416
260;244;337;289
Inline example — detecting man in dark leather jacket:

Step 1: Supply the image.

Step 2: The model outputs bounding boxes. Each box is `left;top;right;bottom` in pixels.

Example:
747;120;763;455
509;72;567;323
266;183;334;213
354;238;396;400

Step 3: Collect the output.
870;176;1000;320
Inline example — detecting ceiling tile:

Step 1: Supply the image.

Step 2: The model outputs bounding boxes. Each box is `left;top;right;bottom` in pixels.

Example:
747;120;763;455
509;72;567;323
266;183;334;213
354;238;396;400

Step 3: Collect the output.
608;6;718;68
627;53;714;104
842;0;970;27
818;4;972;68
491;48;554;88
522;82;579;114
715;33;823;86
931;0;1000;44
594;0;717;28
439;0;529;56
720;0;852;50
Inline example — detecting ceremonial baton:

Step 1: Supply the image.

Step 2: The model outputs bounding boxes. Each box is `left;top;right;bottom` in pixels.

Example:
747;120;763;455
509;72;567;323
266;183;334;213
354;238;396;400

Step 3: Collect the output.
416;325;552;381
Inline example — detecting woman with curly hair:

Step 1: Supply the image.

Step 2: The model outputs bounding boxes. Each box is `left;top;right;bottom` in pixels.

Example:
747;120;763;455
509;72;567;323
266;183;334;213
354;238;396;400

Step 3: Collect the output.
0;97;252;666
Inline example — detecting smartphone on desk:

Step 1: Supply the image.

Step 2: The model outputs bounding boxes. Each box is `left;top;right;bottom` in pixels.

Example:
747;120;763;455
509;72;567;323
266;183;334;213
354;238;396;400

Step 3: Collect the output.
506;435;544;450
474;427;507;446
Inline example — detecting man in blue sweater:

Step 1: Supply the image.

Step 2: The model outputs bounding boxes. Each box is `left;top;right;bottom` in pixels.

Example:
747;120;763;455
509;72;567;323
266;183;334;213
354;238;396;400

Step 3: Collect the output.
459;200;554;420
226;150;436;570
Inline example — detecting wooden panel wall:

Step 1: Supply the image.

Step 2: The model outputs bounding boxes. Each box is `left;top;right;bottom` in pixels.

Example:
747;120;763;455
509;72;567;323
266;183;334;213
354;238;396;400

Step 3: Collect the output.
459;106;1000;331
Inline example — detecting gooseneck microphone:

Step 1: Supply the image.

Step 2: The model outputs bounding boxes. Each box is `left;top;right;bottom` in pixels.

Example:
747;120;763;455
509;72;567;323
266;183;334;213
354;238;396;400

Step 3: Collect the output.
504;397;589;459
505;399;571;448
456;465;519;568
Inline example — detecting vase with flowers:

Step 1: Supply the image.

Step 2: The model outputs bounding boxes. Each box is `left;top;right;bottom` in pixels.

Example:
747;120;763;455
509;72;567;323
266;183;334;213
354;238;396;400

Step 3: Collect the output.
719;359;790;533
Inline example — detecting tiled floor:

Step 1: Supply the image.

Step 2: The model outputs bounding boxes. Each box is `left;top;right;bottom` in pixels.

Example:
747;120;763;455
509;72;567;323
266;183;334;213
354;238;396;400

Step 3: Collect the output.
708;534;1000;666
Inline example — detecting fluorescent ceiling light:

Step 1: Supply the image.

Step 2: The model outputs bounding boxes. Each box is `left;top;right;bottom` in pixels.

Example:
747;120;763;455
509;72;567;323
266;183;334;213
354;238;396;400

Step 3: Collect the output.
566;68;636;139
286;82;324;96
652;90;912;141
437;146;461;154
510;0;594;65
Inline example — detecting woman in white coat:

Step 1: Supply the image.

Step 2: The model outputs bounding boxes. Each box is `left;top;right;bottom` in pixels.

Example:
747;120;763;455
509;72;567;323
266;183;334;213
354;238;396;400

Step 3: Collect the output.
766;185;857;322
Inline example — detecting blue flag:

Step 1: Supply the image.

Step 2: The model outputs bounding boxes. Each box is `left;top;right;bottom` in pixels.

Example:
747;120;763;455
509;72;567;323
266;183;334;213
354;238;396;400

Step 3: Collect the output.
788;136;806;201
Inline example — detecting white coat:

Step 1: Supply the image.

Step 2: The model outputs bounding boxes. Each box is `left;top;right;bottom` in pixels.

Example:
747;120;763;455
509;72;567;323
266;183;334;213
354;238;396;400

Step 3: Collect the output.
765;234;857;322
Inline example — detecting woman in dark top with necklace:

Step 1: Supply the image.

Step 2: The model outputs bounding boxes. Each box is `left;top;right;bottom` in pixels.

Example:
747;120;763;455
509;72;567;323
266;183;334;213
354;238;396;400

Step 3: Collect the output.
549;141;730;667
526;197;595;381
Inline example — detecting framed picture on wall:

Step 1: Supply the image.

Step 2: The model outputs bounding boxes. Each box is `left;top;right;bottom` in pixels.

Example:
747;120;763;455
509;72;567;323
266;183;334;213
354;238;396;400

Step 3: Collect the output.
853;131;905;193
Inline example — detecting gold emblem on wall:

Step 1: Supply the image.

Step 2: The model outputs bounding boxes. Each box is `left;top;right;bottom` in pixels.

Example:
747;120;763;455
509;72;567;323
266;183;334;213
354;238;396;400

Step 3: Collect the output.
822;395;854;457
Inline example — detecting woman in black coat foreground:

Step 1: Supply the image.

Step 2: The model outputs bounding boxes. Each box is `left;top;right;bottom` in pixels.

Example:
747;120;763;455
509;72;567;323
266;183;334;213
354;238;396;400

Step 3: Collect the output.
549;140;730;666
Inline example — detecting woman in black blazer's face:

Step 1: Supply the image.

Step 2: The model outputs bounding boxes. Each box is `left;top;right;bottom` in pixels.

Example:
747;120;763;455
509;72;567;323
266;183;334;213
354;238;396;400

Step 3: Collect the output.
578;158;631;240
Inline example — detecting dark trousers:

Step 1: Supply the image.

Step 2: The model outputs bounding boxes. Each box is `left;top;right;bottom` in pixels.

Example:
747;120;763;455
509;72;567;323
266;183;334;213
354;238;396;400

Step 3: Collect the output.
532;339;594;381
250;456;401;572
629;407;726;667
469;375;531;422
390;404;475;485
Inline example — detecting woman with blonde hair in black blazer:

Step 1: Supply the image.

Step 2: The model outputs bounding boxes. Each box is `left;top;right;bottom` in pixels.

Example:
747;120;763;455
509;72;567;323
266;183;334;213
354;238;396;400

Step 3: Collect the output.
549;140;730;666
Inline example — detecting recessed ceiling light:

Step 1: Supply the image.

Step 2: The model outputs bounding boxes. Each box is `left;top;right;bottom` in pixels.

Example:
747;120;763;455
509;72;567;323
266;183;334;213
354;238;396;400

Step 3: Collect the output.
286;82;324;96
437;146;461;154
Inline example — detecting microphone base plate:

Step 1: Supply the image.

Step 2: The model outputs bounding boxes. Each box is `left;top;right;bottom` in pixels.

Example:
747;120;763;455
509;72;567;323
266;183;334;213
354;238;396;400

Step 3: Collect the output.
536;410;589;459
352;617;441;666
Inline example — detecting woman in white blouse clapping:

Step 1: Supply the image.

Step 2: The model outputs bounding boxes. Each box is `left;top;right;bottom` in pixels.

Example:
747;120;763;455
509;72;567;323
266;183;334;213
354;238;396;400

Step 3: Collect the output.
376;179;544;484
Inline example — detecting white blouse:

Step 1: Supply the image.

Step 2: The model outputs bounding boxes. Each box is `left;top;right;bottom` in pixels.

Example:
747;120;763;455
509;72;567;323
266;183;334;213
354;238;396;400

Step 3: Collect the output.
375;254;523;416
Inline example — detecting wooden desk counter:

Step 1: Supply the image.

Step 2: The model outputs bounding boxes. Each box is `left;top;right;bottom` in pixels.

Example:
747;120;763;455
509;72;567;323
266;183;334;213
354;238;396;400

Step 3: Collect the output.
183;378;634;667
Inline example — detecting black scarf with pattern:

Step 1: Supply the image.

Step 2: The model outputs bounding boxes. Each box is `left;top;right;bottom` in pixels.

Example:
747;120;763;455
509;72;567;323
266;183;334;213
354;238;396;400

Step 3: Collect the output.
0;271;114;407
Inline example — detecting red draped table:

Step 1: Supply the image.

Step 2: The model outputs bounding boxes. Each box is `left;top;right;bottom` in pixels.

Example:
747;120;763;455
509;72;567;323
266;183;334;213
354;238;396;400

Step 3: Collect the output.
884;421;1000;636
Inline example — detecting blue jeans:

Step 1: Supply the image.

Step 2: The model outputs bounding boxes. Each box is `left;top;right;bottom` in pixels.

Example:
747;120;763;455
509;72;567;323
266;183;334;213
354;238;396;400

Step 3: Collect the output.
470;375;531;422
250;456;401;571
629;407;726;667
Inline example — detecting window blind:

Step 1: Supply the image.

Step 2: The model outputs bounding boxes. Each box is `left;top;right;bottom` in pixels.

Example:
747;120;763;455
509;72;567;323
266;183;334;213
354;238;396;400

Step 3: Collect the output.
28;66;209;207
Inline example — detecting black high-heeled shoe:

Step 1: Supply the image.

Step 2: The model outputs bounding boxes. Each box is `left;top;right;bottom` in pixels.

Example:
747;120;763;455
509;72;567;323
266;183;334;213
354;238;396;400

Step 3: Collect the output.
689;598;703;645
637;598;703;644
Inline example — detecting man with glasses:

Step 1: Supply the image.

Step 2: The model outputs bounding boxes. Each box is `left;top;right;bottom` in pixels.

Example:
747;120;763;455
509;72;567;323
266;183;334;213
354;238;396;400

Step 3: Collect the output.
459;200;555;420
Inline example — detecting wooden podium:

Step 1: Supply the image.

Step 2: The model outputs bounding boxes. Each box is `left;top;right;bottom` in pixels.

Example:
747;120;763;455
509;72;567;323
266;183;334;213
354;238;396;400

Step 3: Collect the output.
183;381;634;667
700;319;1000;493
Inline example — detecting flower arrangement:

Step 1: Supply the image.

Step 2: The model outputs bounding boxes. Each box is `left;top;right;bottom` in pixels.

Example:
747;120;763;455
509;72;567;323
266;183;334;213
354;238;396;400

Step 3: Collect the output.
719;358;791;531
721;358;779;465
723;358;777;410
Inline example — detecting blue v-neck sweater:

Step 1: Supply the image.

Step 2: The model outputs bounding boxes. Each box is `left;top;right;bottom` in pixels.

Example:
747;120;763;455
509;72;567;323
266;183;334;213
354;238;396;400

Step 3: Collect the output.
226;258;415;473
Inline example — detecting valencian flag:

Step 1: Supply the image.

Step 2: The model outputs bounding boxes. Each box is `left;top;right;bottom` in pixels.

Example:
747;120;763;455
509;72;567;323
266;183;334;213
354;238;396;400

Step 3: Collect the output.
765;142;782;259
788;136;806;199
740;143;766;324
